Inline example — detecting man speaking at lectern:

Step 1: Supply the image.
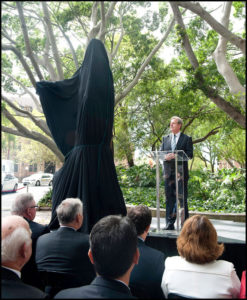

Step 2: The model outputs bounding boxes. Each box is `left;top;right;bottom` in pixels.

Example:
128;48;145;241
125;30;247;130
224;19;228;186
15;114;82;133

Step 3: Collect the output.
160;116;193;230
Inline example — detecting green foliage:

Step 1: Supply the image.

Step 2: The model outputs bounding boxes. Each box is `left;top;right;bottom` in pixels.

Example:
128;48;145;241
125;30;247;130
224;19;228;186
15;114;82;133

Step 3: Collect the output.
39;165;245;213
116;164;245;213
38;188;53;207
116;164;159;187
232;2;245;18
188;168;246;212
2;2;245;171
122;186;165;207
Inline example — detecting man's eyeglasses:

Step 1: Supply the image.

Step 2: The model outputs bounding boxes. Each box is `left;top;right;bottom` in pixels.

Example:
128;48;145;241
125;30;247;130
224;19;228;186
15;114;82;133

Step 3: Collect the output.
29;205;39;209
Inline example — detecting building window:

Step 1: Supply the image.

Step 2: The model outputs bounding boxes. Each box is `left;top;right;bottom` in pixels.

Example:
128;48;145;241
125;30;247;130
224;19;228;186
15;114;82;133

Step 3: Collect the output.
34;163;37;172
29;165;33;172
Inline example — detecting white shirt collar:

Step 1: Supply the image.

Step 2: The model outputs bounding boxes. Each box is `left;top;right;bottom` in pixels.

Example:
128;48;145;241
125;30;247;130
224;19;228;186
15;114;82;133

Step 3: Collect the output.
138;236;145;242
2;266;21;278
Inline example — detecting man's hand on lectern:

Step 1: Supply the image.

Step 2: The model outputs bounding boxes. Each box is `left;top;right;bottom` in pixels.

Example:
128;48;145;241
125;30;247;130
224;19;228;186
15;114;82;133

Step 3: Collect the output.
165;153;175;161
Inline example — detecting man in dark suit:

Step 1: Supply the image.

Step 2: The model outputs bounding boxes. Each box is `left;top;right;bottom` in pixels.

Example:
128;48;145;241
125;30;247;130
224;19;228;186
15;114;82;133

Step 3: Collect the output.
35;198;95;290
11;192;50;289
54;215;139;299
160;116;193;230
1;215;47;298
128;205;165;299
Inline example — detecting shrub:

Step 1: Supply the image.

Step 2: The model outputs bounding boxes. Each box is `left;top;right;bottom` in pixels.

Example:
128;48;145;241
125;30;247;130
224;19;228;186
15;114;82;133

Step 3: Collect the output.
38;165;245;213
38;188;52;207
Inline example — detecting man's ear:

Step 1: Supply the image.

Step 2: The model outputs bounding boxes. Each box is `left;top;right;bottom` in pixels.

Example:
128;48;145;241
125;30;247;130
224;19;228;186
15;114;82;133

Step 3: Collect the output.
133;248;140;265
19;242;31;259
145;224;150;234
88;248;94;265
26;208;32;218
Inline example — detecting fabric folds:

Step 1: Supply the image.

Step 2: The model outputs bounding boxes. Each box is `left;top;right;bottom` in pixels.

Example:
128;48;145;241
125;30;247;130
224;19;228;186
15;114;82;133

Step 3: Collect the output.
36;39;126;233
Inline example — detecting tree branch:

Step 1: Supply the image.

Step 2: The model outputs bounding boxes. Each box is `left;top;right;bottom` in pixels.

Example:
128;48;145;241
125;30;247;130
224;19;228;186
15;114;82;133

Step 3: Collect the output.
16;1;44;81
2;71;42;113
175;1;245;54
99;2;106;42
49;8;79;70
87;1;117;44
2;94;52;138
169;2;199;69
212;2;245;109
2;44;37;88
2;30;17;45
110;11;124;64
67;2;89;37
2;109;64;162
42;1;64;80
169;2;245;129
193;127;221;144
115;16;176;105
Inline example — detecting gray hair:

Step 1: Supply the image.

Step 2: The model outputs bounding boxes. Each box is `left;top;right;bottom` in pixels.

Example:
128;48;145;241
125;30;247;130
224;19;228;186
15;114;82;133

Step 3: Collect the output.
171;116;183;128
56;198;82;225
11;193;34;215
1;227;32;263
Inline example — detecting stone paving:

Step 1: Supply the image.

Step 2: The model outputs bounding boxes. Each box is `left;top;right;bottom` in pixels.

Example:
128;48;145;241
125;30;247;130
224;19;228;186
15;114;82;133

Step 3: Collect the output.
35;210;245;243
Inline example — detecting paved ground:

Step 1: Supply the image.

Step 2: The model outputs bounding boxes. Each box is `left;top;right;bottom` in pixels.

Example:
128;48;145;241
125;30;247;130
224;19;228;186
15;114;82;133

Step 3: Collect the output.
29;210;246;243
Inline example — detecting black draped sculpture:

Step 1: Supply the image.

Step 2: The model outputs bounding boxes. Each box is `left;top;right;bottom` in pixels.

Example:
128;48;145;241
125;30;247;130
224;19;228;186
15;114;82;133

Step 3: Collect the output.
36;39;127;233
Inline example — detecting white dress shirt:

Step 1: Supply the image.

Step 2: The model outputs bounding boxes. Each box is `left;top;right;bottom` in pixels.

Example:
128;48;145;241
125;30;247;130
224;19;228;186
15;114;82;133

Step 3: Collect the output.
172;132;180;146
161;256;240;299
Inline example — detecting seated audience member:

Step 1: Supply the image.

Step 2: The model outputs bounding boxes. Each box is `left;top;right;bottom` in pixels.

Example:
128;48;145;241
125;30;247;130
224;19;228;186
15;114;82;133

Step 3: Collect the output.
128;205;165;299
35;198;95;289
54;215;139;299
1;215;47;299
161;215;241;299
11;193;50;288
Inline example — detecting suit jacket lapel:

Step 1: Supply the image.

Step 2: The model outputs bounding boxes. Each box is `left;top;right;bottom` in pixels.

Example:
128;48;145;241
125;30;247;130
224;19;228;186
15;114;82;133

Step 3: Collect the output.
175;133;184;150
169;134;172;149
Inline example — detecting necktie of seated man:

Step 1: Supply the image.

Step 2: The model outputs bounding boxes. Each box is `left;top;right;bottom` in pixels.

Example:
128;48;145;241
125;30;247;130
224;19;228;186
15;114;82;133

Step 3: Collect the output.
171;134;176;151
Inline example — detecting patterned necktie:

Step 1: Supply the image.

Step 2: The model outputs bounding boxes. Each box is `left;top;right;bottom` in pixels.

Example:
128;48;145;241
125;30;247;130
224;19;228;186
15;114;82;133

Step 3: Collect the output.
171;134;176;151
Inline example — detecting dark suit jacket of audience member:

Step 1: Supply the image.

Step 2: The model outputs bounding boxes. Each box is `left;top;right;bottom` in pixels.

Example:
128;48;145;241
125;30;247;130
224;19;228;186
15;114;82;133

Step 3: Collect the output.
1;267;48;299
129;238;165;299
35;226;96;286
54;276;136;299
21;218;50;288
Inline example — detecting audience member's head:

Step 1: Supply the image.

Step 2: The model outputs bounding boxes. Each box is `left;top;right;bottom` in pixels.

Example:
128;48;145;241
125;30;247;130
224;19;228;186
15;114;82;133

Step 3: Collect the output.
2;215;32;271
11;193;37;221
88;215;139;281
127;205;152;237
177;215;224;264
56;198;83;230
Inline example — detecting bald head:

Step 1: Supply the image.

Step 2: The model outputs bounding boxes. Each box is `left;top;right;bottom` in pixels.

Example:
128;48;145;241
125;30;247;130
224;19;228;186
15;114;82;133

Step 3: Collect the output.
2;215;30;240
2;216;32;269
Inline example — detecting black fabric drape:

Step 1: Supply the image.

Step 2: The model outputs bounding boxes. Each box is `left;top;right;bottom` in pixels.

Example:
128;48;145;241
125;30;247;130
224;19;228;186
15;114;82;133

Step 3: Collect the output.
36;39;126;233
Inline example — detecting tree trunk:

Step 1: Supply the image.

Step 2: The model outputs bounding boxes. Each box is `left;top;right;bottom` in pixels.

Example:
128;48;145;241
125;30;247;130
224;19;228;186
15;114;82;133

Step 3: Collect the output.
169;2;246;129
213;2;245;110
42;2;64;80
175;1;245;54
127;155;134;168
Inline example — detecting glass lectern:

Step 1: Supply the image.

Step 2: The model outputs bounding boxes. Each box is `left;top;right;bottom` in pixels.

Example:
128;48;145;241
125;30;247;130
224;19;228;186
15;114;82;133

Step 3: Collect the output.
151;150;189;232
